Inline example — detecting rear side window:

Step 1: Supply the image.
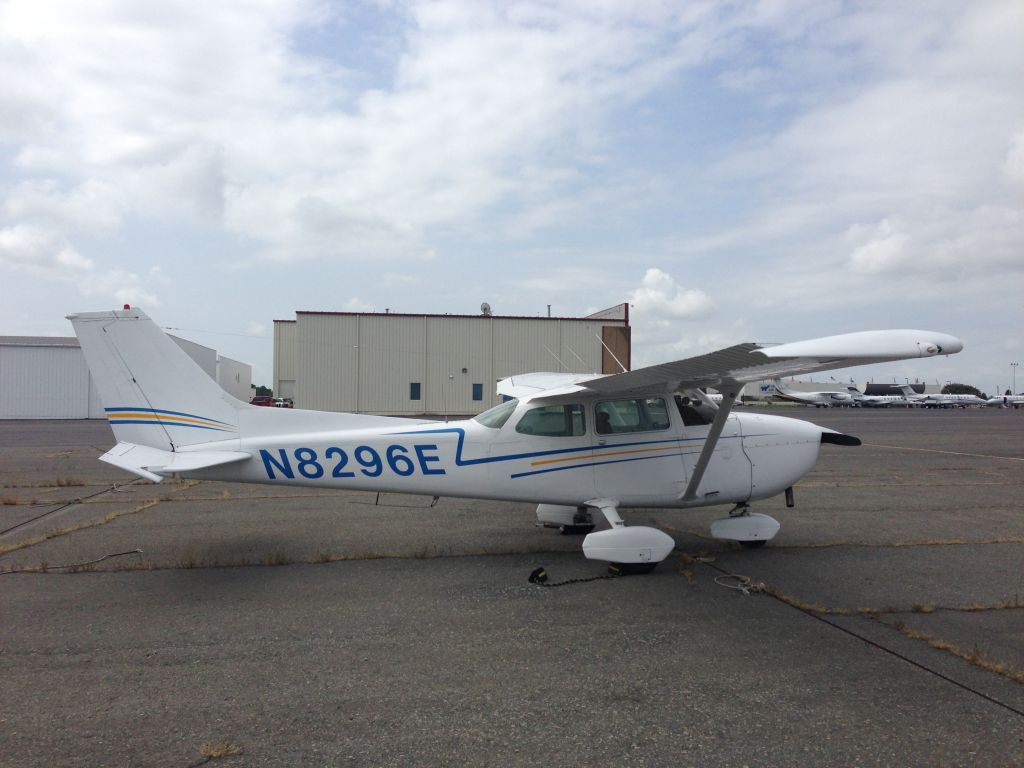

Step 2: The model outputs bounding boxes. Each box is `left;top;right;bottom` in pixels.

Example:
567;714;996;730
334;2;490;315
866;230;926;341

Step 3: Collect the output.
515;404;586;437
595;397;670;434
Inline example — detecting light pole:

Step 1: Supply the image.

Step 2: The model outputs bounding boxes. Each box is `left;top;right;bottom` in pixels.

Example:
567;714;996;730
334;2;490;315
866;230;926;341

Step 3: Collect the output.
1012;362;1018;394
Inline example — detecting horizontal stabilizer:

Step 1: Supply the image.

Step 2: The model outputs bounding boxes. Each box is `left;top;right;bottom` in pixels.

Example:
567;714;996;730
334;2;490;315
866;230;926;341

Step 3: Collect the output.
496;372;602;400
100;441;250;482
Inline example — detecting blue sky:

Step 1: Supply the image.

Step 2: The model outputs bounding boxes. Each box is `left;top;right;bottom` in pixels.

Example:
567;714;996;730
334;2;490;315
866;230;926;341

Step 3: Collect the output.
1;0;1022;394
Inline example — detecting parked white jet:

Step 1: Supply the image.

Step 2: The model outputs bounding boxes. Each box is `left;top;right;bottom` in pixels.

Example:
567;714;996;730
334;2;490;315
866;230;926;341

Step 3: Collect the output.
845;387;913;407
909;388;987;408
69;308;963;572
987;394;1024;408
880;385;984;408
771;380;855;407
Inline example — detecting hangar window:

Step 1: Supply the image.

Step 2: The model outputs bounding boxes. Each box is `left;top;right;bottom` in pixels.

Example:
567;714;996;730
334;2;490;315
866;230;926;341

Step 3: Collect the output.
595;397;670;434
410;382;421;401
474;399;518;429
472;383;483;401
515;403;586;437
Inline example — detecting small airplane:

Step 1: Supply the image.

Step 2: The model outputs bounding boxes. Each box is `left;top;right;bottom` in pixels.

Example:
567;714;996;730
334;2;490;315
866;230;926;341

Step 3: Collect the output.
906;387;987;408
771;380;856;408
870;384;985;409
69;307;963;573
845;386;913;407
987;394;1024;408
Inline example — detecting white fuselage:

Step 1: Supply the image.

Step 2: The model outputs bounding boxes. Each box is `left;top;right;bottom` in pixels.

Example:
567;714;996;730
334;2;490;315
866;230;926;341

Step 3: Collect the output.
190;397;825;511
848;392;912;407
917;393;986;408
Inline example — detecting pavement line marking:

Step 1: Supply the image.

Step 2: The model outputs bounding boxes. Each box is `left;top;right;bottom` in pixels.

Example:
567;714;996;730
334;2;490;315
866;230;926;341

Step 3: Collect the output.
862;443;1024;461
694;558;1024;721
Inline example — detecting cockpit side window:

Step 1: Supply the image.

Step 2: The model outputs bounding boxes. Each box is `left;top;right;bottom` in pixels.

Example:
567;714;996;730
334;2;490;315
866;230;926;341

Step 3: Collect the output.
515;403;586;437
675;395;714;426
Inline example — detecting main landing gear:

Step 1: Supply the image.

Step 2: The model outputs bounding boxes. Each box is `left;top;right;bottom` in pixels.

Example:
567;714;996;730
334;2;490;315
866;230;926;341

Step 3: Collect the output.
535;499;782;573
536;500;675;573
535;504;596;535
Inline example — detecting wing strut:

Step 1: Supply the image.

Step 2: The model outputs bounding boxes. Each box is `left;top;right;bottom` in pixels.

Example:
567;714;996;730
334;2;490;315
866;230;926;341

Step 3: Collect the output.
680;386;740;502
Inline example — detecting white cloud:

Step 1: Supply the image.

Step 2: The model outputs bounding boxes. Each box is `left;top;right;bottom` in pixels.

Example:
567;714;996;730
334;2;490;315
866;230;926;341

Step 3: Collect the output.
1005;128;1024;186
622;268;721;367
4;180;124;233
509;264;619;297
343;297;374;313
0;0;726;266
78;267;163;308
246;320;267;337
0;224;93;274
847;219;911;275
628;268;715;322
0;223;165;308
685;0;1024;338
0;1;1020;390
382;272;419;287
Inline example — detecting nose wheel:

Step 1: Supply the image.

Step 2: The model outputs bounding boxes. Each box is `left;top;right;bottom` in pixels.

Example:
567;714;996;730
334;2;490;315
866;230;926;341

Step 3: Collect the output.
739;538;768;549
710;504;780;547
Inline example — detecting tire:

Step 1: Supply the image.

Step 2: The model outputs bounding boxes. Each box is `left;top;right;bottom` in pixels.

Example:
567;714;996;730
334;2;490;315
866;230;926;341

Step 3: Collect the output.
558;524;596;536
739;539;768;549
610;561;659;575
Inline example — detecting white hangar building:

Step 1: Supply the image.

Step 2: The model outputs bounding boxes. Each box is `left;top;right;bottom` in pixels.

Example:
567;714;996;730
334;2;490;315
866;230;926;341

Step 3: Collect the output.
273;304;631;417
0;335;252;419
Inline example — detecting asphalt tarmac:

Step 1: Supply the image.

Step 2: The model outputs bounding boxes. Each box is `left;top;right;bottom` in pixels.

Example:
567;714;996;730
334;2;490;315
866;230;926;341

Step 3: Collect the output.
1;409;1023;767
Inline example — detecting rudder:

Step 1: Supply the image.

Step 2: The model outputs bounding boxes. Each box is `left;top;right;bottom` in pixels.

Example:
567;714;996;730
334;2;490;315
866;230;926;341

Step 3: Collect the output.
69;308;242;451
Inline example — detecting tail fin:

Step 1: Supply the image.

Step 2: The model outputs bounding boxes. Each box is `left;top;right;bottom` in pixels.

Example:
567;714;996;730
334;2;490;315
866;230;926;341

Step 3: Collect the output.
69;308;242;451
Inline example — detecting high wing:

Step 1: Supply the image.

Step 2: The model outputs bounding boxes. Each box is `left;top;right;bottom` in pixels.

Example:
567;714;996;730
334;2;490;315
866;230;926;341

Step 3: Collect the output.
499;329;963;506
502;330;963;400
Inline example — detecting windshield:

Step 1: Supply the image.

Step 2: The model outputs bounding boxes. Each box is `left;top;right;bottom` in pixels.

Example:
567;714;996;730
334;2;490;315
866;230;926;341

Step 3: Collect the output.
473;398;518;429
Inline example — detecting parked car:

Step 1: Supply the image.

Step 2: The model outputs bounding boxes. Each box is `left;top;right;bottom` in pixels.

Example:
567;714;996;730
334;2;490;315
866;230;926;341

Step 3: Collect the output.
273;398;293;408
250;395;275;407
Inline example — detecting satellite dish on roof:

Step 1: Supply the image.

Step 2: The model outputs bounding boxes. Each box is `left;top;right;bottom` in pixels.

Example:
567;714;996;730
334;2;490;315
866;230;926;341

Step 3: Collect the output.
480;302;492;316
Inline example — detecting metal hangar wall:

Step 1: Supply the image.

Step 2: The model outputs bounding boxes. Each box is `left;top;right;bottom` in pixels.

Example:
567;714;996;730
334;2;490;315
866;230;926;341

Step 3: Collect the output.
0;335;253;419
273;304;630;416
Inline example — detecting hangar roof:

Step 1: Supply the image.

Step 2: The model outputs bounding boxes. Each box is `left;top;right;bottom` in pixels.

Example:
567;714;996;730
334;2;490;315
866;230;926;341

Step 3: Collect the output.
0;336;80;347
274;302;629;325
